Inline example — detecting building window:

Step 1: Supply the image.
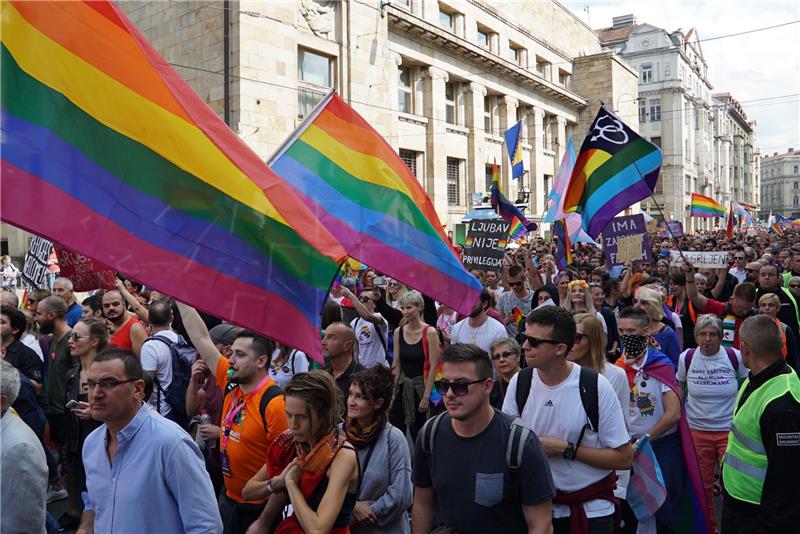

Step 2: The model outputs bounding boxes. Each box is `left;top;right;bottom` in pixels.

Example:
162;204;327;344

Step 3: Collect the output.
639;100;647;123
485;164;495;193
507;42;521;64
794;197;798;207
399;149;418;178
651;136;662;148
297;49;333;118
795;181;798;190
664;64;671;78
483;95;494;134
535;56;550;78
477;28;489;47
439;8;453;30
649;98;661;121
640;63;653;83
543;175;552;207
445;82;457;124
694;110;700;130
558;69;571;88
447;157;462;206
795;165;799;174
398;66;412;114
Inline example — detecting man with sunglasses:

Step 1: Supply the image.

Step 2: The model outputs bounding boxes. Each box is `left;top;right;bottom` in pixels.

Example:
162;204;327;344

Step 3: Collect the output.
341;286;388;368
498;265;534;337
78;348;221;533
451;289;507;355
729;250;748;283
502;306;632;534
412;343;554;534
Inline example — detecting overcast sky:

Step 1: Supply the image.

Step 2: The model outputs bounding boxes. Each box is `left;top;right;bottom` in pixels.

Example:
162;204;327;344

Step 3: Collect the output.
561;0;800;155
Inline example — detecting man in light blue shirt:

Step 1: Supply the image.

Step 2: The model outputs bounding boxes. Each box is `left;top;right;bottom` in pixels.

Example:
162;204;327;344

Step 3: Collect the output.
77;348;221;534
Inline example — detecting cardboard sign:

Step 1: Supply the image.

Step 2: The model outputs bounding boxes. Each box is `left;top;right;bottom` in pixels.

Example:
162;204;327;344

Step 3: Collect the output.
53;245;117;292
669;250;730;269
461;220;510;272
22;236;53;288
603;215;652;268
616;235;644;264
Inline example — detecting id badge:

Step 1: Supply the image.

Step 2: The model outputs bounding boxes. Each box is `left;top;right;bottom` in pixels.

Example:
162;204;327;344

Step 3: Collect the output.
220;449;232;477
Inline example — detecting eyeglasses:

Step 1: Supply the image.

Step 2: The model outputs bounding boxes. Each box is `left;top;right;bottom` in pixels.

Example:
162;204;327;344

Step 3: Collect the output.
735;256;745;260
523;336;562;348
434;378;487;396
388;282;399;288
491;350;517;361
790;284;800;289
83;379;139;391
508;280;524;288
70;333;89;341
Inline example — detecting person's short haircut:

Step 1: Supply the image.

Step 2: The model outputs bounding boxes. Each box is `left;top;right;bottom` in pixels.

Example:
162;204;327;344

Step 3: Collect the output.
235;330;275;360
30;289;51;302
147;299;173;327
39;296;68;319
508;265;524;279
758;293;781;307
602;278;619;297
525;305;577;353
489;337;521;357
398;289;424;309
669;272;686;286
740;315;783;357
0;290;19;308
1;306;26;341
350;364;395;418
325;321;357;350
694;273;707;286
82;295;102;314
94;348;144;381
54;277;74;291
760;263;779;275
441;343;493;380
0;360;21;406
618;306;650;328
694;314;722;337
732;282;756;302
789;276;800;287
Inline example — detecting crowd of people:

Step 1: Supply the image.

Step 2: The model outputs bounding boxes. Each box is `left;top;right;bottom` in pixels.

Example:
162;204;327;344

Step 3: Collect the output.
1;225;800;534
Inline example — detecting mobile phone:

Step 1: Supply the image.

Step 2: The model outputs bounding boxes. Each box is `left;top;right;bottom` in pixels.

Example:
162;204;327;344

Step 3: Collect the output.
372;276;386;286
66;400;80;410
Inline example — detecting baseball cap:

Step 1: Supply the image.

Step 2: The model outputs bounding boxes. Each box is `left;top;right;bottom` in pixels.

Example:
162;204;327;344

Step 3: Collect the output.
209;323;239;346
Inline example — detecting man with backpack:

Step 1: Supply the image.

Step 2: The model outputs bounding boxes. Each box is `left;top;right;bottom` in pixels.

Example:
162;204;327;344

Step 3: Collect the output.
412;343;554;534
502;306;632;533
342;286;388;368
141;299;193;426
176;302;288;534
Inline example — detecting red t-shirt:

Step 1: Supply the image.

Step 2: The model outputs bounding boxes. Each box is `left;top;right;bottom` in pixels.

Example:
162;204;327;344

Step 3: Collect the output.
700;298;746;349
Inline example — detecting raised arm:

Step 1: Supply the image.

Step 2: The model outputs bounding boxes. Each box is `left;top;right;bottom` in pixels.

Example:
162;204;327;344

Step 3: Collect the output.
175;302;222;375
342;287;382;325
681;260;709;310
710;267;727;299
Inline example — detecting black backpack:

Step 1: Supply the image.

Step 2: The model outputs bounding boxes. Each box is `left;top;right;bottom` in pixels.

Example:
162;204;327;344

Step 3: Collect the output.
258;384;284;431
515;365;600;433
143;334;196;426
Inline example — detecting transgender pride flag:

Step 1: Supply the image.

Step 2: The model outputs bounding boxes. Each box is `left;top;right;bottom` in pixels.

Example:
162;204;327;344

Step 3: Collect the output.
627;435;667;521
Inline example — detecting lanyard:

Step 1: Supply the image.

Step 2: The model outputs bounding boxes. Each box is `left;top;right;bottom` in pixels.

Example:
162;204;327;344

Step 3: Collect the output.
220;374;271;452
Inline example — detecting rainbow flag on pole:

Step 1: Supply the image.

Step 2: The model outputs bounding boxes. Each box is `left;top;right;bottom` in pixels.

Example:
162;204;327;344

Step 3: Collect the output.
563;107;661;239
771;223;785;237
508;216;526;239
269;93;482;315
0;1;347;359
489;161;537;236
689;193;726;217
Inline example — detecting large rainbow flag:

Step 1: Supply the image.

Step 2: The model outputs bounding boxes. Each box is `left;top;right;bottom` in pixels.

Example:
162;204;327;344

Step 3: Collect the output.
269;92;481;315
562;107;662;239
689;193;726;218
0;1;347;359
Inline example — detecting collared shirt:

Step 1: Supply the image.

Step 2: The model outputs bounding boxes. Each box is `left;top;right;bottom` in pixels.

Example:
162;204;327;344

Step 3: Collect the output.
82;404;222;534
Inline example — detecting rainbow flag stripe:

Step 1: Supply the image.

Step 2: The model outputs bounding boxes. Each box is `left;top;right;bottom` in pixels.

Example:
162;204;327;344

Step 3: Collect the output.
0;1;346;359
689;193;726;218
771;223;784;237
509;216;527;239
497;239;507;250
270;93;481;315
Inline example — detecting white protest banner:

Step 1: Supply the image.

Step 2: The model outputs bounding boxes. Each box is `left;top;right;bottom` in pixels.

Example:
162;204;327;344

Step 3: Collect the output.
22;236;52;287
669;250;730;269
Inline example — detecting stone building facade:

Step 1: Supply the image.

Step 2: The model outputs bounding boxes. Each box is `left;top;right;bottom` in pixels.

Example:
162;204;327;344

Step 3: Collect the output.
760;149;800;218
597;15;759;231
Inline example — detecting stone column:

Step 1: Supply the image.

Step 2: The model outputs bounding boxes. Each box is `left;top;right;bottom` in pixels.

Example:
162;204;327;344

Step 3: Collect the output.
464;82;486;205
499;95;518;196
529;106;546;216
423;66;449;216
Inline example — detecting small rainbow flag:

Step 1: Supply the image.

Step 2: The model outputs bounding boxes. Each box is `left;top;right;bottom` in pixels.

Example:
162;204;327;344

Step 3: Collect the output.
792;220;800;228
513;307;526;332
771;223;784;237
496;239;507;250
509;216;527;239
689;193;726;218
465;235;474;247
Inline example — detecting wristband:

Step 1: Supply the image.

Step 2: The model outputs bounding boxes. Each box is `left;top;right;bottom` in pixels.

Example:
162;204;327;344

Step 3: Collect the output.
267;478;274;494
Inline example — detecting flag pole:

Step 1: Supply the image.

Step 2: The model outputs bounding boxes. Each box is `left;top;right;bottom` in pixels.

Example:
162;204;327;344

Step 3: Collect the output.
649;193;686;262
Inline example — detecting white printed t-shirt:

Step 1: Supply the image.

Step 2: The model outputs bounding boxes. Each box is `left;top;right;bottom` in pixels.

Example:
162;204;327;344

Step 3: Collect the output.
350;316;388;368
450;317;507;355
626;350;677;439
502;364;630;519
676;346;748;431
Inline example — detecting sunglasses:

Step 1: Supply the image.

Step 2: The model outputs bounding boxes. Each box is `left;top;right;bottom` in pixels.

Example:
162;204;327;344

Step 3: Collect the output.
359;297;373;303
508;280;524;288
523;336;562;348
790;285;800;289
491;350;516;361
70;333;89;341
434;378;487;396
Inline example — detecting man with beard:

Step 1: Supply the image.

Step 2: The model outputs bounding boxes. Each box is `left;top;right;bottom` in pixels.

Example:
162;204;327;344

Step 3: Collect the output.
176;302;287;534
782;250;800;287
1;306;43;393
498;266;534;337
451;289;507;354
102;290;147;356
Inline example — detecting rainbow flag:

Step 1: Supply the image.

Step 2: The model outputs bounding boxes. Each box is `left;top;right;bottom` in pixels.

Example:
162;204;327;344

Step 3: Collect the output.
512;307;526;332
563;107;661;238
771;223;784;237
689;193;726;217
503;120;525;181
269;93;481;316
509;216;526;239
0;1;347;359
496;239;507;251
465;235;475;247
553;219;573;270
490;162;537;233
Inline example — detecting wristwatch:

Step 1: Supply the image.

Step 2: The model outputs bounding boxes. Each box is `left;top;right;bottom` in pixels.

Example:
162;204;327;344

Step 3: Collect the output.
563;442;577;460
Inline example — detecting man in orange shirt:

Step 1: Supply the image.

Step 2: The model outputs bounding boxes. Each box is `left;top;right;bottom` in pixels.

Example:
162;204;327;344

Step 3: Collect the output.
176;302;287;534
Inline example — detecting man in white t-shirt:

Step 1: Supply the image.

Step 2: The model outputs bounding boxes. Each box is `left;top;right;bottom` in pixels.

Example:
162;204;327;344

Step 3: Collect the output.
498;266;534;337
451;289;507;355
503;306;632;533
140;299;178;419
342;287;388;368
